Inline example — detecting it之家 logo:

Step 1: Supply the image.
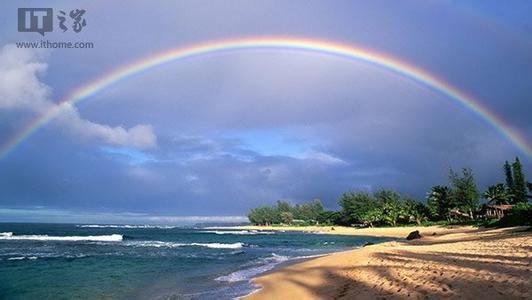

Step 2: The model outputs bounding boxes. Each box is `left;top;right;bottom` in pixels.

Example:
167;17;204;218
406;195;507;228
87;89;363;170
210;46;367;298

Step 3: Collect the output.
18;8;87;36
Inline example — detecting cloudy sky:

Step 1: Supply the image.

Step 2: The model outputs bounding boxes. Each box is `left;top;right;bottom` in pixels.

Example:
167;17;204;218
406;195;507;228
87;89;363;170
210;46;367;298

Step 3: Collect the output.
0;0;530;224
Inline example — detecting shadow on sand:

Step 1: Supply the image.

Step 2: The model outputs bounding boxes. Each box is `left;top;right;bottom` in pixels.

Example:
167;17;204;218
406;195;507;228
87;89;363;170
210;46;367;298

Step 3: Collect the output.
253;227;530;299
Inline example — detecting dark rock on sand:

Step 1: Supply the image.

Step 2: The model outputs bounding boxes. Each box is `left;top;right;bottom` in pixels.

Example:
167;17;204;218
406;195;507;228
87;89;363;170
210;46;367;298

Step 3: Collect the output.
406;230;422;240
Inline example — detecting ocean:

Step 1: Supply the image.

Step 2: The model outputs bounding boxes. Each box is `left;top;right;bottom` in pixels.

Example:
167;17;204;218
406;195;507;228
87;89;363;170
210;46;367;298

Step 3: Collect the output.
0;223;391;299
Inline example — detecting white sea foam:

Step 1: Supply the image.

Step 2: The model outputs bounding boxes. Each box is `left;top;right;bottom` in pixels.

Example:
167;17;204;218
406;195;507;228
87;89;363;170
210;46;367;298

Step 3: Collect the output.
5;253;89;260
200;230;275;235
77;224;176;229
7;257;25;260
125;241;246;249
216;253;326;283
0;232;13;237
195;242;245;249
0;233;123;242
7;256;38;261
215;253;290;282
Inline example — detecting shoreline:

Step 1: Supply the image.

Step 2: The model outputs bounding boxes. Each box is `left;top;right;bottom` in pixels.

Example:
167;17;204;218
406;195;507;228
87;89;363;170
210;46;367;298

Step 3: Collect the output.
238;247;383;300
238;249;359;300
232;225;451;299
214;224;474;238
237;252;335;300
236;225;531;299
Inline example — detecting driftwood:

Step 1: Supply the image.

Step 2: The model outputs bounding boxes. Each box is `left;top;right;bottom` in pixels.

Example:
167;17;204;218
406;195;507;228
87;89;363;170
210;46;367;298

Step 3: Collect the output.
449;208;471;220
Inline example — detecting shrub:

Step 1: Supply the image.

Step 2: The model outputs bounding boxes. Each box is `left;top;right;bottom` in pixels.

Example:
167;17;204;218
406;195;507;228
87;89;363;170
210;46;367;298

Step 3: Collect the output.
496;202;532;227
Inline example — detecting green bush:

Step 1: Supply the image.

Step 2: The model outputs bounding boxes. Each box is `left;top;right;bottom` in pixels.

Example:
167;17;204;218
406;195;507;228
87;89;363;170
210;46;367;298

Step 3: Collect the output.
496;202;532;227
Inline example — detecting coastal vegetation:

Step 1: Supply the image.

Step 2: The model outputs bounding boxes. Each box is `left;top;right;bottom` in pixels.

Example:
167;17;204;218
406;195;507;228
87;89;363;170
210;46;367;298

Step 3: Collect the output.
248;157;531;227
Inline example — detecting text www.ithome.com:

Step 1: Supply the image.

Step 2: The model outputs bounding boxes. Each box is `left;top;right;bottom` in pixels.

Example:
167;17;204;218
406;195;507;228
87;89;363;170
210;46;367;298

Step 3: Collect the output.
15;40;94;49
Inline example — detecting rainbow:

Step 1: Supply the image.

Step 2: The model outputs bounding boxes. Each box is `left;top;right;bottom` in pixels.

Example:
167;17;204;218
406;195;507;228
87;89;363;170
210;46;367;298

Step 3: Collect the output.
1;37;530;158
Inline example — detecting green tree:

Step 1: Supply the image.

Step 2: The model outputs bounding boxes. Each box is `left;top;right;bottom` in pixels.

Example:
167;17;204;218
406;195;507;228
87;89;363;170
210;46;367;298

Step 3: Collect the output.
483;183;512;205
338;191;376;225
280;211;294;224
403;198;429;225
317;210;341;225
292;199;324;222
512;157;527;204
276;200;292;214
374;189;401;206
265;206;281;224
247;206;279;225
426;185;453;221
504;160;514;195
247;206;265;225
373;189;403;226
449;168;479;219
360;207;383;227
305;198;325;222
381;200;403;226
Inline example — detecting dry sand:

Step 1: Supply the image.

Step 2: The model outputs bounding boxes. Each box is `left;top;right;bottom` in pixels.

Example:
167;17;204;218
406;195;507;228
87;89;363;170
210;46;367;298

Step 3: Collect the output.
239;226;531;300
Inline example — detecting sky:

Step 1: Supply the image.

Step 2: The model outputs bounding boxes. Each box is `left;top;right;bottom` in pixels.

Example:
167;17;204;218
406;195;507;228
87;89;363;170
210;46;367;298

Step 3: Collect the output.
0;0;531;224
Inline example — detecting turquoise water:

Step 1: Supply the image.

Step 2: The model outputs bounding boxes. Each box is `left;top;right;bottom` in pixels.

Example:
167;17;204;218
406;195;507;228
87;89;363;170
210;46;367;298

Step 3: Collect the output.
0;223;391;299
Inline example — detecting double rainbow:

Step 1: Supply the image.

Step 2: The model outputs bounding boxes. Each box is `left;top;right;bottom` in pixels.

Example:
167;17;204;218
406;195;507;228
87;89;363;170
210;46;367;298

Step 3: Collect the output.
1;37;529;158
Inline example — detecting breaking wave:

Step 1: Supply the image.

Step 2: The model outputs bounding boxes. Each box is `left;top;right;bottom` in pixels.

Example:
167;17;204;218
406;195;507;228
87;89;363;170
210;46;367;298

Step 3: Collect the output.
215;253;325;282
7;256;38;261
0;233;123;242
124;241;246;249
200;230;275;235
4;254;90;261
215;253;290;282
77;224;176;229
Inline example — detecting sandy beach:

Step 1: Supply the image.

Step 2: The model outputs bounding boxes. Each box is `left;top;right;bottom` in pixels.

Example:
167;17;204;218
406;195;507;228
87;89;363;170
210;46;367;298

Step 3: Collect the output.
221;224;472;238
239;226;531;299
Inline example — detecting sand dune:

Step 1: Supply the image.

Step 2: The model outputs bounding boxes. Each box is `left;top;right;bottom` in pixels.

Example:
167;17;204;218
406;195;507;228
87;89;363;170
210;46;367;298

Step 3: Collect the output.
242;226;531;299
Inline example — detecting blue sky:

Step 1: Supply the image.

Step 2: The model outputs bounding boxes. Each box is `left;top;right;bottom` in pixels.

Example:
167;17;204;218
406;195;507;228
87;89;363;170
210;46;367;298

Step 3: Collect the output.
0;0;531;224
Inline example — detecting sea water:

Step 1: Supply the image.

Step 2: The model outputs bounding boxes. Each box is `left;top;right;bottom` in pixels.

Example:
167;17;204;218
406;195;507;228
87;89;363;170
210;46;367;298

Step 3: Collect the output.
0;223;391;299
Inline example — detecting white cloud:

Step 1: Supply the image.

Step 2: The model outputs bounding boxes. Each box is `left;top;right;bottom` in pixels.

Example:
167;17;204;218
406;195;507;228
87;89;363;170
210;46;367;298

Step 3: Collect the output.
0;45;51;111
0;44;157;149
57;107;157;149
297;150;348;166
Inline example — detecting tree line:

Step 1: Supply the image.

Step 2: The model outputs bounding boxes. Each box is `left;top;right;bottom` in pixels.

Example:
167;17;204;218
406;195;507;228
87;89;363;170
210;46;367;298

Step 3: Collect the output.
248;199;326;226
248;157;531;227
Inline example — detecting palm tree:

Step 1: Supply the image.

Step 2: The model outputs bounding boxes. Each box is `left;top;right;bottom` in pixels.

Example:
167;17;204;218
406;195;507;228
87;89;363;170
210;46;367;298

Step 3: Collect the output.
381;201;403;226
403;199;429;226
483;183;512;205
426;185;453;221
360;208;382;228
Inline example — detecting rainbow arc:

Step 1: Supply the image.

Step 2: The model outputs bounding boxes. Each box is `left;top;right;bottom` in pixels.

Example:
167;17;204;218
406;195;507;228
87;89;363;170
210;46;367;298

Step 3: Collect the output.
1;37;529;158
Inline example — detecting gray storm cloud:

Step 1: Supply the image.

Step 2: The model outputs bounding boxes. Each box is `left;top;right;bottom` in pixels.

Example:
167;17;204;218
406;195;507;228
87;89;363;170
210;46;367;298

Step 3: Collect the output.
0;1;530;221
